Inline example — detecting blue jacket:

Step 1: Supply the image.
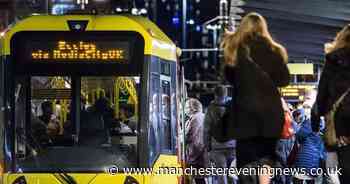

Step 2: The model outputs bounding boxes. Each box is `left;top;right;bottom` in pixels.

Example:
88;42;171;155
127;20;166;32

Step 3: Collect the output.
294;119;326;176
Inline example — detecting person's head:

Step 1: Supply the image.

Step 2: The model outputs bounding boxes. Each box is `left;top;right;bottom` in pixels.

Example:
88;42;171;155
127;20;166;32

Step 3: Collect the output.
41;101;53;117
221;12;287;65
184;98;203;117
325;24;350;53
302;102;312;119
94;97;110;113
214;85;228;99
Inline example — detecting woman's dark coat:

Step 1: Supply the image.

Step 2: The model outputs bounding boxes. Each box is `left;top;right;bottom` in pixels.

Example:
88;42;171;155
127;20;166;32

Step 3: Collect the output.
313;47;350;137
224;35;290;139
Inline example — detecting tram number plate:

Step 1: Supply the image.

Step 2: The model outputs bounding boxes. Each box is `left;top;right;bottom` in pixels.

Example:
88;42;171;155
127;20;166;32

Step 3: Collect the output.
29;40;130;62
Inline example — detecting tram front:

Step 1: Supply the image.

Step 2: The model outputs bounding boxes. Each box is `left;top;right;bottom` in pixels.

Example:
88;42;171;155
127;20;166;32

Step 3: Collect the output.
0;15;181;184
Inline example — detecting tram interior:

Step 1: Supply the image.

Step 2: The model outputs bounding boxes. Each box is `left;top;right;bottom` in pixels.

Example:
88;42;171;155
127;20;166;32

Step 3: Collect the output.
14;76;140;172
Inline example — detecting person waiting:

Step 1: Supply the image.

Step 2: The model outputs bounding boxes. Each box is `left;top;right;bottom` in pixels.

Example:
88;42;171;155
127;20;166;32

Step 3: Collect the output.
80;97;114;146
293;111;326;184
204;85;236;184
185;98;208;184
221;12;290;184
38;101;61;137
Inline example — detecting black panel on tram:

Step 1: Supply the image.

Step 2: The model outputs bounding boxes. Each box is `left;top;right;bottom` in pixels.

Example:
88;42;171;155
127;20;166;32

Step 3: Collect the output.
10;31;144;76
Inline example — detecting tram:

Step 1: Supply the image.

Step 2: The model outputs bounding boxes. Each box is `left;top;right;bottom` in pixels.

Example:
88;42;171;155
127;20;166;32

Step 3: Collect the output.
0;14;184;184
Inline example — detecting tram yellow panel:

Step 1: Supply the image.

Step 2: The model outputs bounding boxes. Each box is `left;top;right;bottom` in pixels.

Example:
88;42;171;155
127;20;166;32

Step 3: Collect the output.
5;173;98;184
4;173;144;184
87;174;143;184
0;15;176;61
148;154;182;184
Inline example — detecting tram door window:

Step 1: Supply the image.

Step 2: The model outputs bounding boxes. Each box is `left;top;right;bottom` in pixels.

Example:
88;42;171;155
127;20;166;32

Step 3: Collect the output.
149;74;160;163
161;80;171;150
160;62;172;151
149;61;175;164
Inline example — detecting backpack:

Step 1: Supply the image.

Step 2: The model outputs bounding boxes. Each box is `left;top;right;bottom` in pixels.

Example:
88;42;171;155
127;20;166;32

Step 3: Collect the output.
208;99;233;143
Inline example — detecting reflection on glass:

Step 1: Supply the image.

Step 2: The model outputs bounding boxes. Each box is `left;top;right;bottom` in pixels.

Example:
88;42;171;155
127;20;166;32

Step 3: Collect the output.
161;80;171;150
15;76;140;172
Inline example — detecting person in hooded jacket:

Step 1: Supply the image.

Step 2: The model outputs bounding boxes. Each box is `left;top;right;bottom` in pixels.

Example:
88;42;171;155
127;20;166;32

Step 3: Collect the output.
293;109;326;184
312;24;350;183
204;85;236;184
221;12;290;184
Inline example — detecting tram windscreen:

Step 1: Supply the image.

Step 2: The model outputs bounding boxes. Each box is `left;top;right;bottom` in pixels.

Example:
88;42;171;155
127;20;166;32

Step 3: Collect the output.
14;76;140;172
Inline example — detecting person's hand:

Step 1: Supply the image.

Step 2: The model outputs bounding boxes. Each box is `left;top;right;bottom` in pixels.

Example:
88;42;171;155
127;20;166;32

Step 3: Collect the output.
338;136;350;147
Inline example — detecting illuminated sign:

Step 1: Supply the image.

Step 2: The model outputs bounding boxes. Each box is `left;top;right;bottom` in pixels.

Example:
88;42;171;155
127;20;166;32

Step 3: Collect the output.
30;41;129;62
287;64;314;75
281;84;316;101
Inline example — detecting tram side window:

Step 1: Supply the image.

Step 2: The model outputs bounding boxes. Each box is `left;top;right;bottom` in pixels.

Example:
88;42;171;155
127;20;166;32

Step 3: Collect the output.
161;80;171;150
149;74;160;163
170;62;177;151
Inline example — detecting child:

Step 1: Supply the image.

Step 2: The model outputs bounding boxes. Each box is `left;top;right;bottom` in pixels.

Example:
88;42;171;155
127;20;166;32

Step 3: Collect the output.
293;109;327;184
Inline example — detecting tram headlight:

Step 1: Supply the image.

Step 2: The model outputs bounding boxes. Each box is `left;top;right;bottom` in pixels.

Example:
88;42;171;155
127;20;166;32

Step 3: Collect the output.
12;176;27;184
124;176;139;184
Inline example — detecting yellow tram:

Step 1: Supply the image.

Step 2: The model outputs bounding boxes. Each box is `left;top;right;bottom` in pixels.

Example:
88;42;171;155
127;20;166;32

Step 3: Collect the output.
0;14;184;184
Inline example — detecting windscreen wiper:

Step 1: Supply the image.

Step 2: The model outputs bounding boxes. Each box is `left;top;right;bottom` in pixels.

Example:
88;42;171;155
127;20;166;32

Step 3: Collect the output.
54;171;77;184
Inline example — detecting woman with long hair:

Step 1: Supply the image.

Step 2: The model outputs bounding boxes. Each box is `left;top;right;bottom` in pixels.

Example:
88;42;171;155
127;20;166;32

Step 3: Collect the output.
313;24;350;183
221;12;290;184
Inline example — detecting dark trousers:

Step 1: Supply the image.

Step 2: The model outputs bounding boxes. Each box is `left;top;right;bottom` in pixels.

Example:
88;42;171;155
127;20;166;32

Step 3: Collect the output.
293;177;315;184
337;145;350;183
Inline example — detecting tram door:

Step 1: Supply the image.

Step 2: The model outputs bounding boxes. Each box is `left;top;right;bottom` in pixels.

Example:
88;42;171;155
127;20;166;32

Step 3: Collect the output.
148;57;179;183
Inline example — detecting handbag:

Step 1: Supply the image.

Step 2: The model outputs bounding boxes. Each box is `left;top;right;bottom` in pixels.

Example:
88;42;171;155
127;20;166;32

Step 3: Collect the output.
281;111;294;139
324;88;350;147
281;98;294;139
